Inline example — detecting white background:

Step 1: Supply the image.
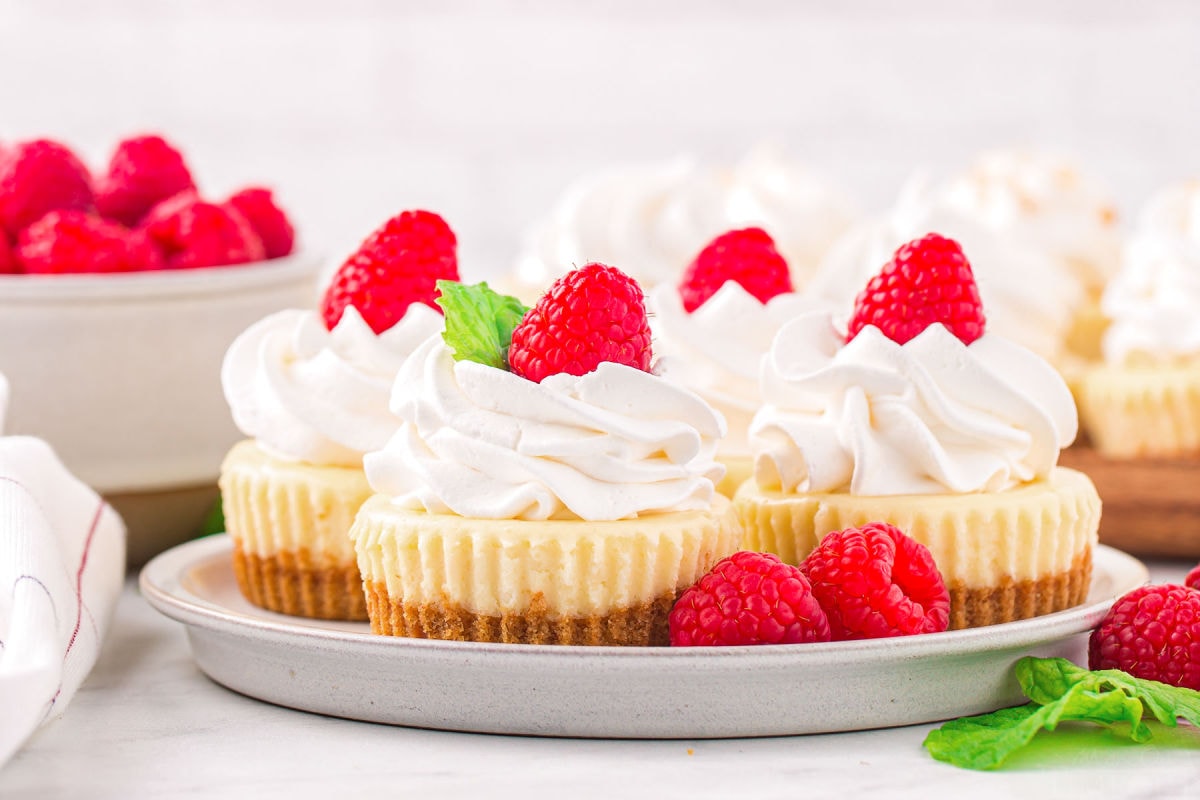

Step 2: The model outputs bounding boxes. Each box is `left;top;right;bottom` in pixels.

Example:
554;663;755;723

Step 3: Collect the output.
2;0;1198;273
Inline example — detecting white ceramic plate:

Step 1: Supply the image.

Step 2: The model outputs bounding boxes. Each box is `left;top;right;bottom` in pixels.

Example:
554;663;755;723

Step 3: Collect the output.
140;535;1147;739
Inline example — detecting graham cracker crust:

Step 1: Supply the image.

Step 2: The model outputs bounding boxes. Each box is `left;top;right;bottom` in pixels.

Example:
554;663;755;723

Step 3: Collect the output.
946;548;1093;630
232;546;368;621
365;582;678;646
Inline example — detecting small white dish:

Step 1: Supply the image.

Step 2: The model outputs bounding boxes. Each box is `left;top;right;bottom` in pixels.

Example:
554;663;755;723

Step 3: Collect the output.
140;535;1147;739
0;255;321;492
0;256;322;559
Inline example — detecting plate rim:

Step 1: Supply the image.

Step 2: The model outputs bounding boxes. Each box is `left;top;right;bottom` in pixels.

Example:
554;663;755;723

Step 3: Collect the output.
140;534;1148;664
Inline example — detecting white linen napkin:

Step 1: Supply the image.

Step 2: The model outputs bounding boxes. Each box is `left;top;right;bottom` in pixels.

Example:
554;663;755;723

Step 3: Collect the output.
0;374;126;768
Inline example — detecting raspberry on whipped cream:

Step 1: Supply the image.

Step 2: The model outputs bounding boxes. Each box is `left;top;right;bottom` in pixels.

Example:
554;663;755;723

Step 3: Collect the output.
365;274;728;521
366;335;725;521
808;177;1084;360
221;303;444;467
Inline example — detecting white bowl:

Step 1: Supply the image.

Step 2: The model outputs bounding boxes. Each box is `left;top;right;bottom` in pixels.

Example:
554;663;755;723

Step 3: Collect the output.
0;254;323;560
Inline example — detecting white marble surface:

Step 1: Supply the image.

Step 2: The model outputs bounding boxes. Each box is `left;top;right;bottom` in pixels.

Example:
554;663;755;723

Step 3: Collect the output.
0;561;1196;799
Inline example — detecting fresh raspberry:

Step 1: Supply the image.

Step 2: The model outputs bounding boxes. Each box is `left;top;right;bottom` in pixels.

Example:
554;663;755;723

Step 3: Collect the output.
1088;584;1200;691
669;551;831;646
0;140;94;241
17;211;163;274
141;191;265;269
0;232;16;273
801;522;950;641
678;227;793;312
846;233;986;346
508;262;652;382
95;135;196;227
320;209;458;334
1186;564;1200;592
225;187;295;259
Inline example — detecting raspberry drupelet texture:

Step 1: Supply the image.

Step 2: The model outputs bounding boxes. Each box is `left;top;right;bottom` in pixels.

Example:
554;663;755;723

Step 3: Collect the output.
678;227;794;312
17;211;162;274
95;135;196;227
141;192;265;269
508;262;653;382
669;551;831;646
1088;584;1200;691
801;522;950;640
320;209;458;334
846;233;986;346
226;187;295;259
0;140;94;241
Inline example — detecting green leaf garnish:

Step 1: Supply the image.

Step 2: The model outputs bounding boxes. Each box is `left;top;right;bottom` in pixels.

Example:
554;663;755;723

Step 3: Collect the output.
923;657;1200;770
435;280;529;370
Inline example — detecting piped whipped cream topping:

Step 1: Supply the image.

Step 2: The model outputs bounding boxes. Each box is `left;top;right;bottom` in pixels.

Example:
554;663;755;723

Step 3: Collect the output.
365;336;726;521
649;282;825;457
1102;182;1200;364
513;145;856;294
222;304;444;467
939;150;1121;290
749;314;1078;496
808;177;1083;361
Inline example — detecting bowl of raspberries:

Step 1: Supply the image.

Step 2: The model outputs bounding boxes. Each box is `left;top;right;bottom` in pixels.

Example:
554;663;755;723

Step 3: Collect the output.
0;134;321;563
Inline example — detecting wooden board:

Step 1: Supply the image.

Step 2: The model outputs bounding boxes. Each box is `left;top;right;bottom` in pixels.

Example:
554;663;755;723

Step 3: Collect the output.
1059;445;1200;560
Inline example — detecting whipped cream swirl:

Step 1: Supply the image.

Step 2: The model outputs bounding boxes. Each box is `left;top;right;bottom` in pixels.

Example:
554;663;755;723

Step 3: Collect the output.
222;304;443;467
808;177;1083;361
939;150;1121;290
365;337;726;521
649;282;824;457
1102;183;1200;364
750;314;1078;496
512;145;856;294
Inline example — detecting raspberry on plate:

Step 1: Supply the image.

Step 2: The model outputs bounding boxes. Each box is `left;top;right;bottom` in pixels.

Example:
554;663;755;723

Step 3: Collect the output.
95;134;196;228
141;191;265;270
678;227;793;312
320;209;458;334
17;210;163;274
801;522;950;640
225;187;295;259
1186;564;1200;592
1088;584;1200;691
846;233;986;346
669;551;831;646
0;139;94;240
508;262;652;382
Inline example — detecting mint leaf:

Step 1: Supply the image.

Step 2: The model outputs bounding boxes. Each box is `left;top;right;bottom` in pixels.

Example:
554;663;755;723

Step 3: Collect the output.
924;657;1200;770
1018;656;1200;730
435;280;529;369
923;703;1046;770
1089;668;1200;730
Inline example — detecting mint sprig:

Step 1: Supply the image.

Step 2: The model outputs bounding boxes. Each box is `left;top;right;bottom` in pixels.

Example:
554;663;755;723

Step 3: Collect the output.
923;657;1200;770
435;280;529;369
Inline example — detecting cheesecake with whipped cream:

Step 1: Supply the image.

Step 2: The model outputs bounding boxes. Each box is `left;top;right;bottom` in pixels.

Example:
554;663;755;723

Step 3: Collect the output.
220;303;444;620
351;271;740;646
734;237;1101;630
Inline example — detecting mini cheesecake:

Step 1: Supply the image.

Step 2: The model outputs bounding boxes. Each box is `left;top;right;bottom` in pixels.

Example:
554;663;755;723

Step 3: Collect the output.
352;495;739;646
